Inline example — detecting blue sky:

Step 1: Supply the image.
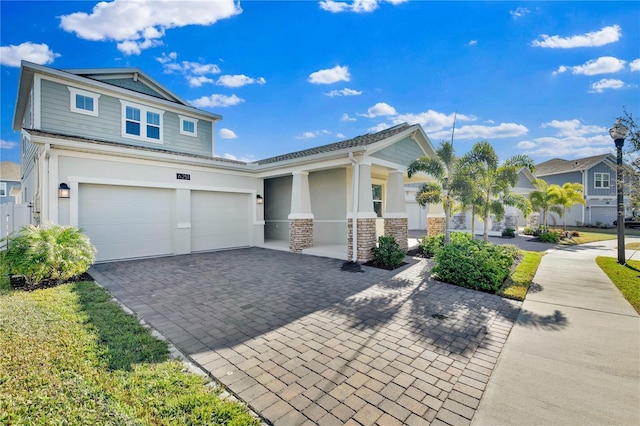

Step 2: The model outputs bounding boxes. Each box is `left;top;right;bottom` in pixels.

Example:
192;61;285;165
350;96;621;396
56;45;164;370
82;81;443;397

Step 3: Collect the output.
1;1;639;166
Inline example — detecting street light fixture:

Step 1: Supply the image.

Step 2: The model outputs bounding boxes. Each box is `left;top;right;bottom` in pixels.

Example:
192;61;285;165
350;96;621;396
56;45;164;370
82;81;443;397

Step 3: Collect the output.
609;119;629;265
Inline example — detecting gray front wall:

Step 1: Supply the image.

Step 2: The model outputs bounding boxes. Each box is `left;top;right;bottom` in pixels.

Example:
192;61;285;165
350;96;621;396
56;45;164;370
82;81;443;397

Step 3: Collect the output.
264;175;292;241
309;168;347;245
40;79;213;157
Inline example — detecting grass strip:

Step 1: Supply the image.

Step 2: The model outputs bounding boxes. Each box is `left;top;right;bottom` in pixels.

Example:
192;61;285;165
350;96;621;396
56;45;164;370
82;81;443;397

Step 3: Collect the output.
0;281;260;425
626;242;640;250
595;257;640;314
498;250;545;301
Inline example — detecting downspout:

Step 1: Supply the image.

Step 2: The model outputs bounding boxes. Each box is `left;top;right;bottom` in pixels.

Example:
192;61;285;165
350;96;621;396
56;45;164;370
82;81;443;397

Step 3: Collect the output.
349;152;359;263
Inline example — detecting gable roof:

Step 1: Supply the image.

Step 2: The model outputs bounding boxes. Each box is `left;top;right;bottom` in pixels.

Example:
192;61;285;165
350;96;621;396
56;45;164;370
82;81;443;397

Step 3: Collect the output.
535;154;615;177
255;123;415;165
0;161;21;181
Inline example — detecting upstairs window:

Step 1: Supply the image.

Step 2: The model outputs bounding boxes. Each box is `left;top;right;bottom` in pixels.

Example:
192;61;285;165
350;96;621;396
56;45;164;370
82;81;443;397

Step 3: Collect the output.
179;115;198;137
120;101;163;143
594;173;610;189
69;87;100;117
0;182;6;197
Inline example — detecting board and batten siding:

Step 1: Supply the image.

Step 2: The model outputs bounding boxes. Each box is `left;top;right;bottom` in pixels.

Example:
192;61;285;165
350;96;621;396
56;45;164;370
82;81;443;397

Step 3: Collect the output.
587;162;616;197
39;78;213;157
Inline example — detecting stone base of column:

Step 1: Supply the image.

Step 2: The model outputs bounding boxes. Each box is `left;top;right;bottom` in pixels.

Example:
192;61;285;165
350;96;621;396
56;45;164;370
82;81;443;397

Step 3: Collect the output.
347;218;377;262
384;217;408;251
289;219;313;253
427;216;445;237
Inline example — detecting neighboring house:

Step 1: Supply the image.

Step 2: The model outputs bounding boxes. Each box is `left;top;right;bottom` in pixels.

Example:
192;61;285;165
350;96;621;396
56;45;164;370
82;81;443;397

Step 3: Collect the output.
0;161;22;204
534;154;631;227
13;61;438;262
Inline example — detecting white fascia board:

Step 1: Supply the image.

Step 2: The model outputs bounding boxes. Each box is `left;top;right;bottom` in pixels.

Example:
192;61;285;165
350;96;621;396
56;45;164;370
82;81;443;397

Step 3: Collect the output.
252;147;367;178
20;61;221;123
25;132;254;176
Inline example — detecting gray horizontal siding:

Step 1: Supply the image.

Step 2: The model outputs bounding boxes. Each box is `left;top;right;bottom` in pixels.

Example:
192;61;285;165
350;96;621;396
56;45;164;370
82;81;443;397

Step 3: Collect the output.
537;171;582;187
371;137;424;166
40;78;213;157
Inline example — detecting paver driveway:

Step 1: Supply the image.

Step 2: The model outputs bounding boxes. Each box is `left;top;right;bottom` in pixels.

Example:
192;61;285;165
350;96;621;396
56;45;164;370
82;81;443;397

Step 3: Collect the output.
90;248;522;425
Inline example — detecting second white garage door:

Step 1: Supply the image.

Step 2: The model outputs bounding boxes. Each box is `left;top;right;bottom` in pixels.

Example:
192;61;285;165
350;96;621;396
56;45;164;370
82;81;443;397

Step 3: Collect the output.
191;191;251;252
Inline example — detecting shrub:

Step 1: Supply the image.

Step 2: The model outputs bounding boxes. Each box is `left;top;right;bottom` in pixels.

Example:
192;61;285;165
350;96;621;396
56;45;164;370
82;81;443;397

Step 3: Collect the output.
432;238;518;292
371;235;406;268
502;228;516;238
522;226;534;235
538;230;561;243
2;224;96;285
418;232;472;258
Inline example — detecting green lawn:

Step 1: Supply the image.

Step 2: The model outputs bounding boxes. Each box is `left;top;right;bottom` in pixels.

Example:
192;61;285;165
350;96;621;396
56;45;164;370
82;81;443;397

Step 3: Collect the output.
596;257;640;314
0;281;260;425
498;250;545;301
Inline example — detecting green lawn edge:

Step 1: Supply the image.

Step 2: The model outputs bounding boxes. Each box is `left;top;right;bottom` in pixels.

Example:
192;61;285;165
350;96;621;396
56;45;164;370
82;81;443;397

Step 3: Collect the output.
498;250;545;301
595;256;640;314
0;281;260;425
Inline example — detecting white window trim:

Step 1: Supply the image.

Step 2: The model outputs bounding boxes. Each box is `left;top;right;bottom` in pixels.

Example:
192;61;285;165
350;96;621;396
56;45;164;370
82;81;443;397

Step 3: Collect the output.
594;172;610;189
68;87;100;117
179;115;198;137
119;100;164;143
0;182;6;197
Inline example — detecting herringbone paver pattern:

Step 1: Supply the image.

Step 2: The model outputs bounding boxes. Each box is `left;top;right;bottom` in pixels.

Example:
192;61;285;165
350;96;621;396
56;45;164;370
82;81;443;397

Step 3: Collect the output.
91;248;521;425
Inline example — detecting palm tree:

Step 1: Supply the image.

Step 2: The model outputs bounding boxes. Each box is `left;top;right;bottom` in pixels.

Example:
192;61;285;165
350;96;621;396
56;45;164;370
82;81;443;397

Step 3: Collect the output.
459;141;533;241
529;179;563;231
407;141;458;243
555;182;586;231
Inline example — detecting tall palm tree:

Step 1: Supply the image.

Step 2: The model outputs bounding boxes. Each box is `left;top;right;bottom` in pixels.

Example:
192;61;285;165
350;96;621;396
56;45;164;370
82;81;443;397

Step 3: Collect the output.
459;141;533;241
407;141;458;243
529;179;563;231
555;182;586;231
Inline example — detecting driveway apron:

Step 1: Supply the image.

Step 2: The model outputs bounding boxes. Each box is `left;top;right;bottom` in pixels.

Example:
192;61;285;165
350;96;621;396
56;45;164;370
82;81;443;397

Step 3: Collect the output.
90;248;524;425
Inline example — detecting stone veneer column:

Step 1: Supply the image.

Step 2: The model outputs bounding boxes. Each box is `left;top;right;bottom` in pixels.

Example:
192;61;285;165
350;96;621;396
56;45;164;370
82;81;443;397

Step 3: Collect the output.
288;171;313;253
384;170;408;251
427;216;446;237
347;218;378;262
347;160;377;262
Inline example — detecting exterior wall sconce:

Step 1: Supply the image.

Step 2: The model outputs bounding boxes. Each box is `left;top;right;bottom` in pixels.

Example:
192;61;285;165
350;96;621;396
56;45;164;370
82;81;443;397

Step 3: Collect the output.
256;194;263;204
58;183;70;198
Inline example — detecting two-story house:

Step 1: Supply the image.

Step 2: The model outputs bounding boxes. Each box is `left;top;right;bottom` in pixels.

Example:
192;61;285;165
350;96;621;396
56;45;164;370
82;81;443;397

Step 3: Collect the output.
535;154;631;227
12;61;438;262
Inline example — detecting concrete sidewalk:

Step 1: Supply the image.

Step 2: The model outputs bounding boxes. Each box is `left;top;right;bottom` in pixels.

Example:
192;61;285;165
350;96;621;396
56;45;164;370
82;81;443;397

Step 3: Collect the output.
473;238;640;425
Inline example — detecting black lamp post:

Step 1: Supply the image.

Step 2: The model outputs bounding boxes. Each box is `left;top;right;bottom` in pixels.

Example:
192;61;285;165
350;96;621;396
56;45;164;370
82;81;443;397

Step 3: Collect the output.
609;120;629;265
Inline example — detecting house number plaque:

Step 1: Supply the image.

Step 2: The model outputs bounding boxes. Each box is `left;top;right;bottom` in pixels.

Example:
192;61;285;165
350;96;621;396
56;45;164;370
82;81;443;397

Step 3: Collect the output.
176;173;191;180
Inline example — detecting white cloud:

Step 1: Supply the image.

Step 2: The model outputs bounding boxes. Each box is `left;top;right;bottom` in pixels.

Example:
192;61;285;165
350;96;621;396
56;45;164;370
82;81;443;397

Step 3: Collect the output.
510;7;529;18
468;40;477;46
59;0;241;55
156;51;177;64
0;42;60;67
336;133;345;138
219;128;238;139
308;65;350;84
187;76;214;87
630;59;640;72
216;74;266;88
361;102;397;118
0;139;18;149
542;119;605;137
164;60;221;75
319;0;406;13
296;130;331;139
518;119;612;158
325;88;363;97
532;24;621;48
341;113;357;122
429;123;528;140
554;56;626;76
589;78;626;93
190;94;244;108
392;110;476;133
368;123;391;133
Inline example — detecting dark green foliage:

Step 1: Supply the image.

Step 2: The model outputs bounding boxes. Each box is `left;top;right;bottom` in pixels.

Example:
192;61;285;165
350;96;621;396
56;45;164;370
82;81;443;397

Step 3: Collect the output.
432;238;518;292
538;231;561;243
502;228;516;237
371;235;407;268
2;224;96;285
522;226;534;235
418;232;472;257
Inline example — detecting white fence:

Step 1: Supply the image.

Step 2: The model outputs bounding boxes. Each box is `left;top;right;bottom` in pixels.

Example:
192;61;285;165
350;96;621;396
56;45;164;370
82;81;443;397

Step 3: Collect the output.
1;203;32;241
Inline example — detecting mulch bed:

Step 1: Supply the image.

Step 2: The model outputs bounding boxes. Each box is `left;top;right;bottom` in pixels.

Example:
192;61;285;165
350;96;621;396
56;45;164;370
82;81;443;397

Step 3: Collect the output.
10;272;94;292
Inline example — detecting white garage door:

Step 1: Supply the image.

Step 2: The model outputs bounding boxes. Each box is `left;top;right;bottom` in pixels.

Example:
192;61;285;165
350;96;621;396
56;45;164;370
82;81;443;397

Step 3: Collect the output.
191;191;250;252
79;184;174;262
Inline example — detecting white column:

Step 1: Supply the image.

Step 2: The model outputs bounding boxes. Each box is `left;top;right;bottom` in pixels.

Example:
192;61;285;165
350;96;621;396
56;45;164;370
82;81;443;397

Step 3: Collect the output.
356;162;376;218
385;170;407;218
288;171;313;219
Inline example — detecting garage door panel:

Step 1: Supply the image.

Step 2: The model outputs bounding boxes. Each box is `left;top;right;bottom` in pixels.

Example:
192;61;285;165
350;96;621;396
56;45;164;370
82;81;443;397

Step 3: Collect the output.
191;191;250;252
79;184;174;262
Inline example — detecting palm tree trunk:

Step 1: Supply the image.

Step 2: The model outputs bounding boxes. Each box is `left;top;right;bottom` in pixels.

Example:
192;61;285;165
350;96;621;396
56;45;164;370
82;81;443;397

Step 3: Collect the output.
471;206;476;240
